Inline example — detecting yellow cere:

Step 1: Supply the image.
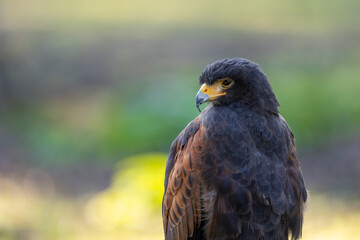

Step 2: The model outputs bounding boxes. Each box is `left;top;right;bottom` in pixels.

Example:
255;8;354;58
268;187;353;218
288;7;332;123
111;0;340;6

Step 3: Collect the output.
200;79;233;100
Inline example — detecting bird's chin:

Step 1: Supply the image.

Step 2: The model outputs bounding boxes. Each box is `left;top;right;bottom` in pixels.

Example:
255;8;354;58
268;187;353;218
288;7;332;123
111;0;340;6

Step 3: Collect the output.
210;99;228;107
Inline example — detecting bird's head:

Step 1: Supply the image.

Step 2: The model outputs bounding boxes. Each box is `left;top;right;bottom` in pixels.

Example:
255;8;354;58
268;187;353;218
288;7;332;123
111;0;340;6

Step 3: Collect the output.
196;58;280;115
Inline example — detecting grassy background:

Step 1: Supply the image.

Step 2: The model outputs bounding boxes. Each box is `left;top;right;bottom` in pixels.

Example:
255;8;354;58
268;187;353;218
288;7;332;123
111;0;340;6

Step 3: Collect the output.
1;0;360;239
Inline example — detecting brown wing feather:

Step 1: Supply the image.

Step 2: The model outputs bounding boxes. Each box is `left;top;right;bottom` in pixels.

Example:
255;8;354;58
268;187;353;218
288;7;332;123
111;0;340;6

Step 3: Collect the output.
162;119;204;240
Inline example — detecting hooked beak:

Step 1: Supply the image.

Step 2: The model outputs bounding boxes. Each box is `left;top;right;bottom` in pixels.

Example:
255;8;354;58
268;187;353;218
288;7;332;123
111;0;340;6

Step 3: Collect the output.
195;90;209;112
195;83;227;112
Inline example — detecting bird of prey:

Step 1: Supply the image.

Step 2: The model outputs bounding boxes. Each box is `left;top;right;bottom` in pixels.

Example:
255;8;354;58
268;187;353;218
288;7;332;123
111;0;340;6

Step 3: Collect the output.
162;58;307;240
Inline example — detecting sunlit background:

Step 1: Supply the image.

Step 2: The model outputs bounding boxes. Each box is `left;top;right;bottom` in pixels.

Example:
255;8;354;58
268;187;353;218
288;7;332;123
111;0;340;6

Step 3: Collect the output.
1;1;360;239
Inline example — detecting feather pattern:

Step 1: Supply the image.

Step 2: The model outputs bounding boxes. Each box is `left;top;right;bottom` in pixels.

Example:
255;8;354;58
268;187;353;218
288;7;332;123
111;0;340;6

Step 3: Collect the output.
162;58;307;240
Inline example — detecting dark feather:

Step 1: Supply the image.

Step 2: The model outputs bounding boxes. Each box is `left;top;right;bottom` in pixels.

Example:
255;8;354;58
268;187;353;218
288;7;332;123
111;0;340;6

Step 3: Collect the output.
163;58;307;240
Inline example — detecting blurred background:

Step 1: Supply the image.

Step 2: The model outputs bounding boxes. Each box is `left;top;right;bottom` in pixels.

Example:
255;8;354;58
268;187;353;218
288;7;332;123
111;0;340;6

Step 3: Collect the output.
1;0;360;239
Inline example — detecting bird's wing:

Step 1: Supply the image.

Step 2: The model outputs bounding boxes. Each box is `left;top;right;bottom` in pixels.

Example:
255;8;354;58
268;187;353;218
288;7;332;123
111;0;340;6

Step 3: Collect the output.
162;118;204;240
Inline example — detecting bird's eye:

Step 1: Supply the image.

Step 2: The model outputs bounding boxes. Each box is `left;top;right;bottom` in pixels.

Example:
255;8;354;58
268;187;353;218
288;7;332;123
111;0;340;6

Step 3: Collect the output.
220;79;233;88
222;80;231;86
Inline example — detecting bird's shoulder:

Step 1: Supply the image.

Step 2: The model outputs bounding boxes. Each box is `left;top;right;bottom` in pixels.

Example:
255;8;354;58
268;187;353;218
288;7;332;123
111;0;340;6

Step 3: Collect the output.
164;117;202;187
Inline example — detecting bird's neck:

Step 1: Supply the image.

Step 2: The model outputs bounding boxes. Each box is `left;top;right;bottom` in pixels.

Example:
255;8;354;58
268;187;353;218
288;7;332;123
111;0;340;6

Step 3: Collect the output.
211;101;279;117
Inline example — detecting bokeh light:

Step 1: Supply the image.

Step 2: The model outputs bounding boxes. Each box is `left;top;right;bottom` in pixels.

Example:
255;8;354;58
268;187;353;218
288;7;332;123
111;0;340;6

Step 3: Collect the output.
0;0;359;239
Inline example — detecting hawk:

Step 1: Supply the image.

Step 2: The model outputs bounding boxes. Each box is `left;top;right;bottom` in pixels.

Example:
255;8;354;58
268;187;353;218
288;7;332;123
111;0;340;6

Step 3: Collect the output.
162;58;307;240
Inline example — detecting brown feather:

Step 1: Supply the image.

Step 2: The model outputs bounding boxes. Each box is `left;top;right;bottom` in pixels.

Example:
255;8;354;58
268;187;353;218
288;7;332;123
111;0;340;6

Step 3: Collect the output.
163;118;203;240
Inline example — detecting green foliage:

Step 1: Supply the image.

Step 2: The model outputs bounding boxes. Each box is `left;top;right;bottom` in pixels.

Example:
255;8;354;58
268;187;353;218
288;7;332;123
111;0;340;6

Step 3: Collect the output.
98;75;198;155
86;153;166;232
3;60;360;166
2;0;360;167
269;60;360;147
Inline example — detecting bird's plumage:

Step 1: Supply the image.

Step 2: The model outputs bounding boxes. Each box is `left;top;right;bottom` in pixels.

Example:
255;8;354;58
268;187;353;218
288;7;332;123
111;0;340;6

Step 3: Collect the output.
163;58;307;240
